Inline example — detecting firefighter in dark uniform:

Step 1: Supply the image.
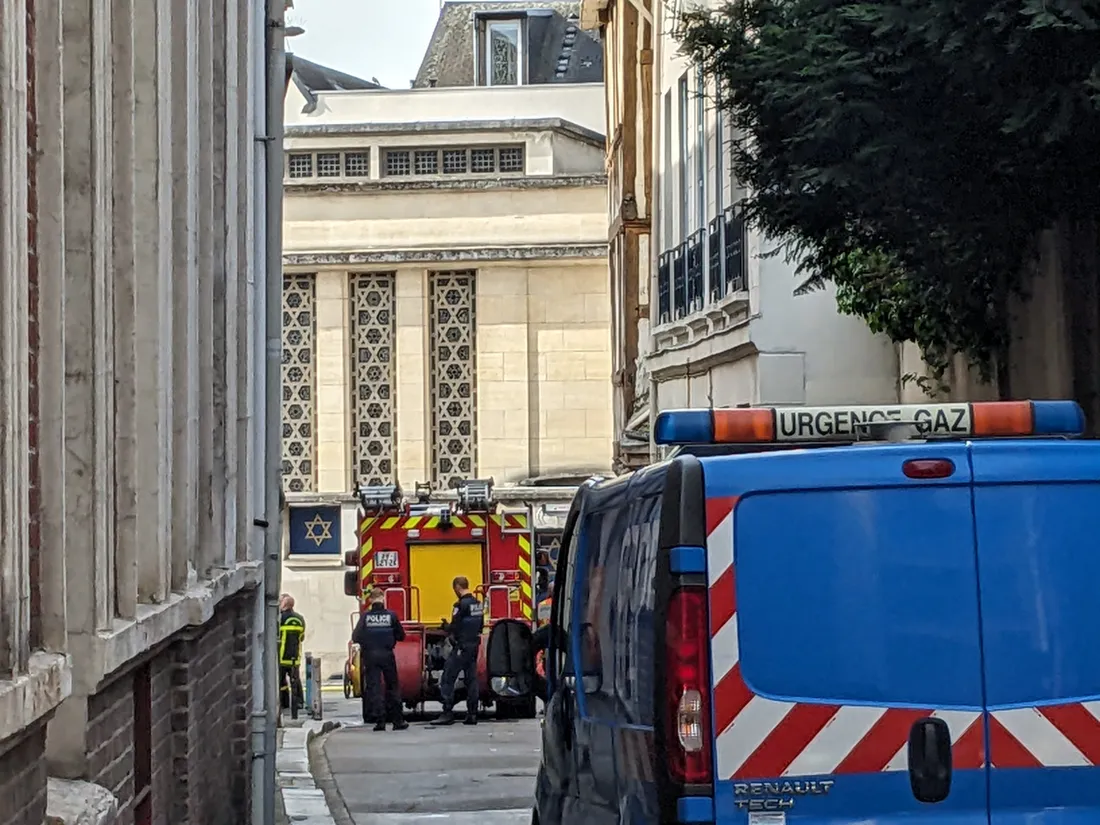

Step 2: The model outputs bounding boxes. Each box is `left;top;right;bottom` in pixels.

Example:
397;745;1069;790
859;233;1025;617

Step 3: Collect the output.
432;576;485;726
278;594;306;720
352;588;409;731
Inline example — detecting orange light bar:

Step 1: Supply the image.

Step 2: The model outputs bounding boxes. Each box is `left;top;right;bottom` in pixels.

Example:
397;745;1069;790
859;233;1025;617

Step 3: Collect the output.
712;409;776;443
970;401;1034;436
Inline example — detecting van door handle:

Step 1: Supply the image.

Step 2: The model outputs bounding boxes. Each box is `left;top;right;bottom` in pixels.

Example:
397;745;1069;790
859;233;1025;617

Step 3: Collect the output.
907;717;952;803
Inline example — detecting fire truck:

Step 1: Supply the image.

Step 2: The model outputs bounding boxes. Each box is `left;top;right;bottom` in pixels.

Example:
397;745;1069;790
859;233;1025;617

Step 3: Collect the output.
342;477;571;718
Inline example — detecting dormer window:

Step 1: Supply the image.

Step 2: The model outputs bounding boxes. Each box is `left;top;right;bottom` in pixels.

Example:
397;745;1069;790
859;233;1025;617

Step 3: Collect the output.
478;17;525;86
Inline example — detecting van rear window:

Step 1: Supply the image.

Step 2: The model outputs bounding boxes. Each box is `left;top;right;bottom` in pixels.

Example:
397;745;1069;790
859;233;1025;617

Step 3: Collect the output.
733;487;984;709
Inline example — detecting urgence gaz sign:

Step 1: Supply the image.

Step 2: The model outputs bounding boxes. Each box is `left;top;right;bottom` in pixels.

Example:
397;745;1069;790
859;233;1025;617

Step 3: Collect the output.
774;404;972;441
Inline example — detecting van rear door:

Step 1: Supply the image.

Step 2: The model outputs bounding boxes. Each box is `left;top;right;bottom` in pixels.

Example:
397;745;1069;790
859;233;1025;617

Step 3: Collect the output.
702;442;989;825
970;440;1100;825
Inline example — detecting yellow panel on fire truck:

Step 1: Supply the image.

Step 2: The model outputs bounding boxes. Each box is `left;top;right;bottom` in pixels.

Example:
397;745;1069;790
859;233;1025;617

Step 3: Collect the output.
409;543;484;624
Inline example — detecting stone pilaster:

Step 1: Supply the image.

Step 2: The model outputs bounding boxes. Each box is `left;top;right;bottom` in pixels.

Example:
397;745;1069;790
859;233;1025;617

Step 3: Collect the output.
475;267;532;482
395;268;429;485
169;0;200;591
314;270;351;493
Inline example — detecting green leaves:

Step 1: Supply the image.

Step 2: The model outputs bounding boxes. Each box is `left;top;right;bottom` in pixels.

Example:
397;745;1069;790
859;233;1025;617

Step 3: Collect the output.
677;0;1100;376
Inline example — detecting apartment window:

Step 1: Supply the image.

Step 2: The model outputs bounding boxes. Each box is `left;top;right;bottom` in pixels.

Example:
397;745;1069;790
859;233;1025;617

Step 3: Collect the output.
443;149;468;174
695;66;707;232
383;146;525;177
480;18;524;86
344;151;370;177
385;149;411;176
286;150;371;180
316;152;341;177
414;150;439;175
715;93;725;216
677;74;690;240
499;146;524;173
471;148;495;173
288;153;313;178
662;90;673;251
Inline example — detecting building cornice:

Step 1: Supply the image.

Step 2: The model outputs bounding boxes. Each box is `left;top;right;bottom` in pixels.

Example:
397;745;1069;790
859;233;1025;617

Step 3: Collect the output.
284;243;610;267
284;173;607;195
284;117;606;148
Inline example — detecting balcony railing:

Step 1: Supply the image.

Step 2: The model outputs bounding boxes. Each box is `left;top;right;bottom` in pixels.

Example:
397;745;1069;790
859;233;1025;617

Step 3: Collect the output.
657;251;672;325
685;229;706;315
723;206;747;295
672;243;688;319
707;216;724;301
657;211;749;328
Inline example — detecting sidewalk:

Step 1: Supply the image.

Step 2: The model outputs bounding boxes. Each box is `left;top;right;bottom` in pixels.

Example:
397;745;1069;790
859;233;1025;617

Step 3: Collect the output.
276;720;340;825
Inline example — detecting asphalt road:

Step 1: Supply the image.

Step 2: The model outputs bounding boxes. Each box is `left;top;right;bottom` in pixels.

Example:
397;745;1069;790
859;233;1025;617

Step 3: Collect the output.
319;696;540;825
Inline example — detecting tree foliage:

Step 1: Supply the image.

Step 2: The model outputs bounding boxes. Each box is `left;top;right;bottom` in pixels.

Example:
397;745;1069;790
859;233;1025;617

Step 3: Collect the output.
675;0;1100;378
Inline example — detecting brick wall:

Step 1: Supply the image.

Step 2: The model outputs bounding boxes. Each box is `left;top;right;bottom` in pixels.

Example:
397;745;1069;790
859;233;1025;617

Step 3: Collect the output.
85;588;257;825
0;723;48;825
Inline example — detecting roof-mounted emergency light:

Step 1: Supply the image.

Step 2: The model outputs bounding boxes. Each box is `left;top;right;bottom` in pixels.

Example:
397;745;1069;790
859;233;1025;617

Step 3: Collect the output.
653;400;1086;445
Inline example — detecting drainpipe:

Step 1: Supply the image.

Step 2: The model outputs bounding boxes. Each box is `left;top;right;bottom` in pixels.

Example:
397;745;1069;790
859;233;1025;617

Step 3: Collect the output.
254;0;286;824
249;0;269;821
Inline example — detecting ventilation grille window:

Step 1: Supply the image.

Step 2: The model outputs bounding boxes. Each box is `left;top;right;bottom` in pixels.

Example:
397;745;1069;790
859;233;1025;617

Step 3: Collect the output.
281;275;317;492
428;271;477;488
350;273;397;487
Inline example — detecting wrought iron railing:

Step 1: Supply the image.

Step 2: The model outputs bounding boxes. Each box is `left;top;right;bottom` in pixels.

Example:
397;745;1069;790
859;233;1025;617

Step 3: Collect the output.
672;243;688;319
657;251;672;325
723;206;747;295
686;229;706;314
707;217;724;301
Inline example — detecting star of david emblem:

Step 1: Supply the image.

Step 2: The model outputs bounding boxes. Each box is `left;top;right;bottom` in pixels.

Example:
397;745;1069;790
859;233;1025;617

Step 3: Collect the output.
304;513;333;547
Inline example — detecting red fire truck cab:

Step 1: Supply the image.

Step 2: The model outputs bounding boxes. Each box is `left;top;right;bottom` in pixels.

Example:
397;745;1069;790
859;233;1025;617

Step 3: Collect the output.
343;478;563;718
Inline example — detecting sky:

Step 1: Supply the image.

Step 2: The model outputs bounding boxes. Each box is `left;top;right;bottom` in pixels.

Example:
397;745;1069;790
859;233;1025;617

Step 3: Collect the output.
286;0;445;89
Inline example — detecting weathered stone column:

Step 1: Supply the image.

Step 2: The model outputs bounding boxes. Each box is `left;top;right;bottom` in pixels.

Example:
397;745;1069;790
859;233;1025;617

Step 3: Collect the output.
49;0;115;779
111;0;138;620
61;0;114;639
170;0;200;590
133;0;173;602
233;0;258;562
0;0;31;675
217;0;242;567
196;0;219;578
34;0;70;654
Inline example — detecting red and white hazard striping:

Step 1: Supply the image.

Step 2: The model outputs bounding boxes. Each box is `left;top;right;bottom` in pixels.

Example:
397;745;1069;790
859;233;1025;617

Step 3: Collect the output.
705;496;1100;779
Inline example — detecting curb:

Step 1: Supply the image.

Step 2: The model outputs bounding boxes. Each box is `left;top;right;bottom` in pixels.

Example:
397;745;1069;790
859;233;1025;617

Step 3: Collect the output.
277;719;343;825
308;727;357;825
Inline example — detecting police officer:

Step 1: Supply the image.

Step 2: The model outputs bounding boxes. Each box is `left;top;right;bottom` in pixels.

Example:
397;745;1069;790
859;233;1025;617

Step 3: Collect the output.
278;594;306;720
352;588;409;731
431;576;484;726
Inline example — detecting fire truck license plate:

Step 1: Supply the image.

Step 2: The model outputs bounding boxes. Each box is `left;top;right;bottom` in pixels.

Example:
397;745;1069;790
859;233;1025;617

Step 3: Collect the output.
374;551;399;569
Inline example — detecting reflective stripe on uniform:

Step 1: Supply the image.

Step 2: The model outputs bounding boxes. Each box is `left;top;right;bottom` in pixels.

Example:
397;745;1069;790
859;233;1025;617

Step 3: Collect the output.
279;617;304;666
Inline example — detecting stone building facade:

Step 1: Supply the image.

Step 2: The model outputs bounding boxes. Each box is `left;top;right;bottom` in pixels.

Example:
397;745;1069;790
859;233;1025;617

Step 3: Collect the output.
584;0;901;444
579;0;654;470
279;1;615;667
0;0;276;823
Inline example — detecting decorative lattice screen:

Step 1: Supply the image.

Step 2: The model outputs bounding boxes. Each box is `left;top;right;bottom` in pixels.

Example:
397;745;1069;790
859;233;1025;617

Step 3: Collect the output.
350;273;397;487
428;271;477;488
281;274;317;492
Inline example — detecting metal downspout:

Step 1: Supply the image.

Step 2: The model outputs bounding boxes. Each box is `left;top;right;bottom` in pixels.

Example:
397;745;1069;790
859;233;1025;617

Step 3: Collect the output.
258;0;286;823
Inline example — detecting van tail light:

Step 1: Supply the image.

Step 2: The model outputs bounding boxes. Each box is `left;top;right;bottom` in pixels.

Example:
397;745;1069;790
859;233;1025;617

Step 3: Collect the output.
664;585;713;785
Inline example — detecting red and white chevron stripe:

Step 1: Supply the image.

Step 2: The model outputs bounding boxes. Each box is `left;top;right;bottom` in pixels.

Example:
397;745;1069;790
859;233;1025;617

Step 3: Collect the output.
705;496;1100;779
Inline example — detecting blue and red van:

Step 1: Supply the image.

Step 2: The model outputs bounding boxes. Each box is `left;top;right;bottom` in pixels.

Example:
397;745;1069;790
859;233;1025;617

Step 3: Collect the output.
487;400;1100;825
